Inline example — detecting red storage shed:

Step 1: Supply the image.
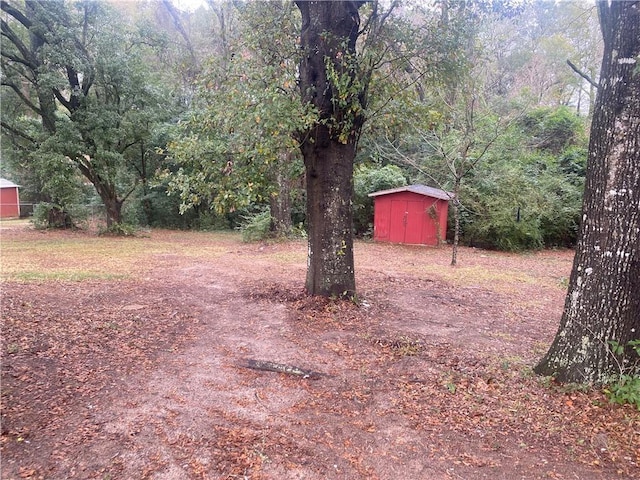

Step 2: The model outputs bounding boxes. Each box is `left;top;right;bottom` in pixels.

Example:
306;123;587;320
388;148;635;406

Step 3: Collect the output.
0;178;20;219
368;184;452;246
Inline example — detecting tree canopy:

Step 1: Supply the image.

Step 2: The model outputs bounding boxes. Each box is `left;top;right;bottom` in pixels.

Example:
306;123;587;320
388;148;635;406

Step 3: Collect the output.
2;0;598;244
1;0;180;227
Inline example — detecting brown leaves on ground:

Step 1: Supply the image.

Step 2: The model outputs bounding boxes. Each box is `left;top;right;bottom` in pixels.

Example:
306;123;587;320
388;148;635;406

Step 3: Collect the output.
1;228;638;479
253;284;639;478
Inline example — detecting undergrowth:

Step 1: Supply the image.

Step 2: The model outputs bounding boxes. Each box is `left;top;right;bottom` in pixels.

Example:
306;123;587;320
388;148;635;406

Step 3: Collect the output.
604;340;640;410
98;223;138;237
239;210;306;242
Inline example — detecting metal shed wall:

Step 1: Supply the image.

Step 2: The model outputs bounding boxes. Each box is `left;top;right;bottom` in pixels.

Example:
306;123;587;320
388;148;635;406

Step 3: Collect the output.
0;180;20;219
371;190;449;246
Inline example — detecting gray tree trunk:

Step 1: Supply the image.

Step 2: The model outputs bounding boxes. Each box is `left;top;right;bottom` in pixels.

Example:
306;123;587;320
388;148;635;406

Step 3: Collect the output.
534;0;640;384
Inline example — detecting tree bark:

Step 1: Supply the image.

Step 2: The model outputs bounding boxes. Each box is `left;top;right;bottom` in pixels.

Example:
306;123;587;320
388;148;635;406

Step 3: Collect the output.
269;152;293;236
301;138;357;297
534;0;640;384
103;196;124;228
295;1;366;297
451;176;461;266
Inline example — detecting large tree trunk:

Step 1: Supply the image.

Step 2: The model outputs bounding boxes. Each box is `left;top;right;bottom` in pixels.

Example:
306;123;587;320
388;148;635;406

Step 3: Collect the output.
77;162;124;227
295;1;365;297
301;135;356;297
103;196;124;228
534;1;640;384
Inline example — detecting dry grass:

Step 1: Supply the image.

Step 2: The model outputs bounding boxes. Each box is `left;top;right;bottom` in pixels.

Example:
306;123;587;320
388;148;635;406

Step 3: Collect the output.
0;229;236;282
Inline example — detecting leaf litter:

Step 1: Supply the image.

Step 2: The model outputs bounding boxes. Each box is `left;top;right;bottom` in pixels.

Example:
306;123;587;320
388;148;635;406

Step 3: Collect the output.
1;228;638;479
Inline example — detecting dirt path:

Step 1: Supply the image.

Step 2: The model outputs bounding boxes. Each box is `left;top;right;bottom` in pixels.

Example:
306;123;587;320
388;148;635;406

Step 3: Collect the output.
1;229;638;479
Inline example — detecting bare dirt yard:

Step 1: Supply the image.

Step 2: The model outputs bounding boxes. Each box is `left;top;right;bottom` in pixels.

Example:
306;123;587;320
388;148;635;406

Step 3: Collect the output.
1;223;638;480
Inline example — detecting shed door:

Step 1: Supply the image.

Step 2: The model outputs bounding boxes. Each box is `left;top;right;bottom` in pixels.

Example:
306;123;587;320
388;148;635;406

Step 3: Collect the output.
404;201;425;244
389;201;407;243
389;200;425;244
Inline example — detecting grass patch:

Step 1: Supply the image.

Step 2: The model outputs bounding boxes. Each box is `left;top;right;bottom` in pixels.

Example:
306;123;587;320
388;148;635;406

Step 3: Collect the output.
1;237;156;281
262;249;307;264
407;263;564;295
426;264;537;286
10;271;129;282
0;218;30;229
0;230;248;283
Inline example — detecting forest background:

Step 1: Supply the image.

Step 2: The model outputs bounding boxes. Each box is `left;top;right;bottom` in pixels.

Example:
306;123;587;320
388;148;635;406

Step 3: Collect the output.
1;0;600;252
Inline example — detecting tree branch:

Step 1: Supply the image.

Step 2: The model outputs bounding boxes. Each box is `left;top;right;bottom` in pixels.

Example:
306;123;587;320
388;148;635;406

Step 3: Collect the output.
0;18;36;67
1;80;42;116
566;59;599;89
161;0;198;67
1;60;36;86
1;1;34;30
1;120;36;144
121;182;139;203
0;49;34;69
374;0;399;34
52;88;73;112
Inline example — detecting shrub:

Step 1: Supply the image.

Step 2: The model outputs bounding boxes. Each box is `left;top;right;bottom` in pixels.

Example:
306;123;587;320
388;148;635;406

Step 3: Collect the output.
520;106;585;154
239;208;272;242
32;202;86;229
604;340;640;410
353;164;407;237
460;149;584;250
98;222;138;237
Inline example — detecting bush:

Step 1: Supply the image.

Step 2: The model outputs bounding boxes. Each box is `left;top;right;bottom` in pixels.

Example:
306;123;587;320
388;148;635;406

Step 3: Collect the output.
138;188;231;230
461;161;544;250
605;375;640;410
239;208;272;242
32;202;86;229
98;222;138;237
604;340;640;410
459;148;584;251
520;106;585;154
353;164;407;237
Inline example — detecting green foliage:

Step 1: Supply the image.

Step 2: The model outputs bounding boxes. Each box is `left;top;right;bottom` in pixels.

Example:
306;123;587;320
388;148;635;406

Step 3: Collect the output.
558;146;588;178
605;376;640;410
324;48;366;144
32;203;85;230
434;106;587;251
1;0;179;227
460;146;585;250
520;107;585;154
165;2;310;220
98;222;138;237
237;205;307;242
353;164;407;237
604;340;640;410
239;208;272;243
29;149;87;209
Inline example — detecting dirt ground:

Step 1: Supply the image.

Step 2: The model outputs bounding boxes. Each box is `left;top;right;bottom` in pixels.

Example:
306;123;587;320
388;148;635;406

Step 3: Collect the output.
1;225;638;480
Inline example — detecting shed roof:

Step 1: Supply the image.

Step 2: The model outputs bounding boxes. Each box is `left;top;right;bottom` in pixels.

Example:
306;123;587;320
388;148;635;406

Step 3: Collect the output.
0;178;19;188
368;184;453;201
